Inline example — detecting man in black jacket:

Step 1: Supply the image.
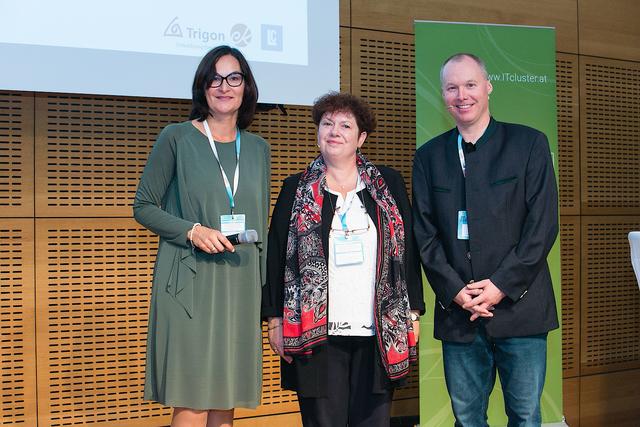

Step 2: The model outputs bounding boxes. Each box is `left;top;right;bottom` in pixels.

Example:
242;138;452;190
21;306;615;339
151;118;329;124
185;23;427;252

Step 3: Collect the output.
412;53;559;426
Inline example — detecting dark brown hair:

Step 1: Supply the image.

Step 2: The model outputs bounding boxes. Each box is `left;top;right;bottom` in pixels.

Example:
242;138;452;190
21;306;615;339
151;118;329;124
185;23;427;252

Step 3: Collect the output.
311;91;376;135
189;45;259;129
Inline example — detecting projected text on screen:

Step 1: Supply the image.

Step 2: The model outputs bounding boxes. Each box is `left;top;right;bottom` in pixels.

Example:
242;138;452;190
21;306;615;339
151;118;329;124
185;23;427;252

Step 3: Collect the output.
0;0;338;105
0;0;308;65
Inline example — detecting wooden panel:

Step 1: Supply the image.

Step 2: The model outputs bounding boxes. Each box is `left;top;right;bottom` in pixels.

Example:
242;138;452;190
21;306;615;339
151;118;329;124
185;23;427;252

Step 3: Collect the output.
350;0;578;53
564;377;580;427
34;94;190;217
0;91;34;217
251;106;317;210
35;218;172;427
581;216;640;375
339;0;350;27
580;369;640;427
351;30;415;192
556;53;580;216
578;0;640;61
0;220;36;426
580;57;640;215
340;27;352;94
32;91;318;218
561;216;581;378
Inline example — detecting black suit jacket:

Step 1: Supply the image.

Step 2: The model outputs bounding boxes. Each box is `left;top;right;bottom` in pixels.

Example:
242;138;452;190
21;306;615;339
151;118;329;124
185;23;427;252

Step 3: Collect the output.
262;164;424;395
412;119;559;342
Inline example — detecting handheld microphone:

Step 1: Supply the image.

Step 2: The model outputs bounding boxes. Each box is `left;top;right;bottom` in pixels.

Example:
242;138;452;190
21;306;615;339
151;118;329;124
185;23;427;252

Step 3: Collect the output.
227;229;259;245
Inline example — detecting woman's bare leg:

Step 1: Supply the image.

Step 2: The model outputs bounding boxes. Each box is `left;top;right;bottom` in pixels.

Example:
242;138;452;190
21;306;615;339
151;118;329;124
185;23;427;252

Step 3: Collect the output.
171;407;208;427
206;409;234;427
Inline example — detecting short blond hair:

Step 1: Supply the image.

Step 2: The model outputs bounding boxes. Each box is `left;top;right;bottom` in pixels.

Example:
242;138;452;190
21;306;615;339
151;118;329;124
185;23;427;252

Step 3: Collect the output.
440;53;489;87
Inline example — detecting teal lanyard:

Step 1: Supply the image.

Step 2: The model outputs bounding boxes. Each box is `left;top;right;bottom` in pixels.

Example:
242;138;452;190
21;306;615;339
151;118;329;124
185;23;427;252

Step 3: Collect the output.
203;121;241;213
457;134;466;178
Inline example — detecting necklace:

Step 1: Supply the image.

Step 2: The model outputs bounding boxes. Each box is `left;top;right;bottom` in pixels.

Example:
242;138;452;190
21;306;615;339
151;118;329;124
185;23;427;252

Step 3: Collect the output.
326;170;358;195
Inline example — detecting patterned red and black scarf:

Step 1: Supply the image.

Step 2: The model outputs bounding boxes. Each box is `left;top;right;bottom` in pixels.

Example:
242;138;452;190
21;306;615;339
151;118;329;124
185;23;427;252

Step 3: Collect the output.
282;153;417;380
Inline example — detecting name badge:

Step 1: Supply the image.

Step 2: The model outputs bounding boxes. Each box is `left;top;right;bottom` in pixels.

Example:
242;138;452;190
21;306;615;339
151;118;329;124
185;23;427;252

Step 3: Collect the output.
457;210;469;240
333;235;364;266
220;214;245;236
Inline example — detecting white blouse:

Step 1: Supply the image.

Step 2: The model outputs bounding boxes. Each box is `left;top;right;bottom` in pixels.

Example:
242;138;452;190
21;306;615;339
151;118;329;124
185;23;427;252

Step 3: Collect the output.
326;180;378;336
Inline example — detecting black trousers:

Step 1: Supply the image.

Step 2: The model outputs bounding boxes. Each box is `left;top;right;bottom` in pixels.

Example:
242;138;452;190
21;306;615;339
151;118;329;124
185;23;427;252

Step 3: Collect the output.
297;336;394;427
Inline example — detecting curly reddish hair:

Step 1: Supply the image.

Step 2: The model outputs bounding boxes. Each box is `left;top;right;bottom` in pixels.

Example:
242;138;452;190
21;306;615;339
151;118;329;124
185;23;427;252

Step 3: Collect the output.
311;91;376;135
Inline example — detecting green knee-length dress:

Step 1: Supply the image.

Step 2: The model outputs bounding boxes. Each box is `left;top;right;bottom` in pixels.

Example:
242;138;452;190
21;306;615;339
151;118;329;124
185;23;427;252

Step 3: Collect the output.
133;121;270;409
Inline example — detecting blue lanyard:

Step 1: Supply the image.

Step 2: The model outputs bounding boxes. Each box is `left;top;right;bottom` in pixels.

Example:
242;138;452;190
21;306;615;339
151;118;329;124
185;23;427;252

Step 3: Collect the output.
203;121;241;213
339;212;348;230
457;134;466;178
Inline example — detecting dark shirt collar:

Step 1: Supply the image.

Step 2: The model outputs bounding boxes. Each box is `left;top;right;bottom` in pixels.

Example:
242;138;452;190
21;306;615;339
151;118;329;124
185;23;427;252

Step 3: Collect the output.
463;141;476;153
457;117;497;152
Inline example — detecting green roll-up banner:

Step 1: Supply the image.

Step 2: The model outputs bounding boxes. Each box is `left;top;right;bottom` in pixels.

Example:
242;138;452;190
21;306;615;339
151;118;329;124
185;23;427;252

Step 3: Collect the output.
415;21;564;426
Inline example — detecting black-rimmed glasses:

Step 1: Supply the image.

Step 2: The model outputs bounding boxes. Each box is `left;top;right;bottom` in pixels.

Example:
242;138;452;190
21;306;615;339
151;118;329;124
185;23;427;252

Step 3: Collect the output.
209;72;245;88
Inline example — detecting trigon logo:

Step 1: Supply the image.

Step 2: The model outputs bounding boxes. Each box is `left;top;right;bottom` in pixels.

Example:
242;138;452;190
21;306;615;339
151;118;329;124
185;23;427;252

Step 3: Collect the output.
164;17;183;38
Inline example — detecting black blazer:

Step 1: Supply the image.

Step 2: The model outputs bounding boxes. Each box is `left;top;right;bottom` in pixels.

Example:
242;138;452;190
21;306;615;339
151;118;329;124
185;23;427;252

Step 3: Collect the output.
261;164;424;395
412;119;559;342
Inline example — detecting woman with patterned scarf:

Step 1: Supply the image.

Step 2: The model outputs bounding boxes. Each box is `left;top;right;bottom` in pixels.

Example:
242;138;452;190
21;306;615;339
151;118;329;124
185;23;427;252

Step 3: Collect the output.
262;92;425;427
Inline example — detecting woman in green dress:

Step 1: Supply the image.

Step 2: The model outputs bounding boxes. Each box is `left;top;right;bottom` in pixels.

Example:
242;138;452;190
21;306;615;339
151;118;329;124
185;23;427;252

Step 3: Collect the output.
133;45;270;427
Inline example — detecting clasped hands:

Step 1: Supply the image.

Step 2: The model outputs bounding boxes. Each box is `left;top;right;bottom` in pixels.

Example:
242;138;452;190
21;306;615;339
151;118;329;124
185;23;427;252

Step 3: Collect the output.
188;224;235;254
454;279;505;321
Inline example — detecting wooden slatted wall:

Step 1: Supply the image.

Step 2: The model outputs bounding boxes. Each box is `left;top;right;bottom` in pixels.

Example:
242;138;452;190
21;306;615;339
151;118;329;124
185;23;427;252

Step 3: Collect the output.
0;220;36;426
0;34;419;424
352;30;416;190
573;47;640;427
2;0;640;426
1;92;37;426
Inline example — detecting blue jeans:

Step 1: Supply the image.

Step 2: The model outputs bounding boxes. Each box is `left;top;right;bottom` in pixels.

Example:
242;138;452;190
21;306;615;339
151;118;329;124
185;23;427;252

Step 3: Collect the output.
442;328;548;427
